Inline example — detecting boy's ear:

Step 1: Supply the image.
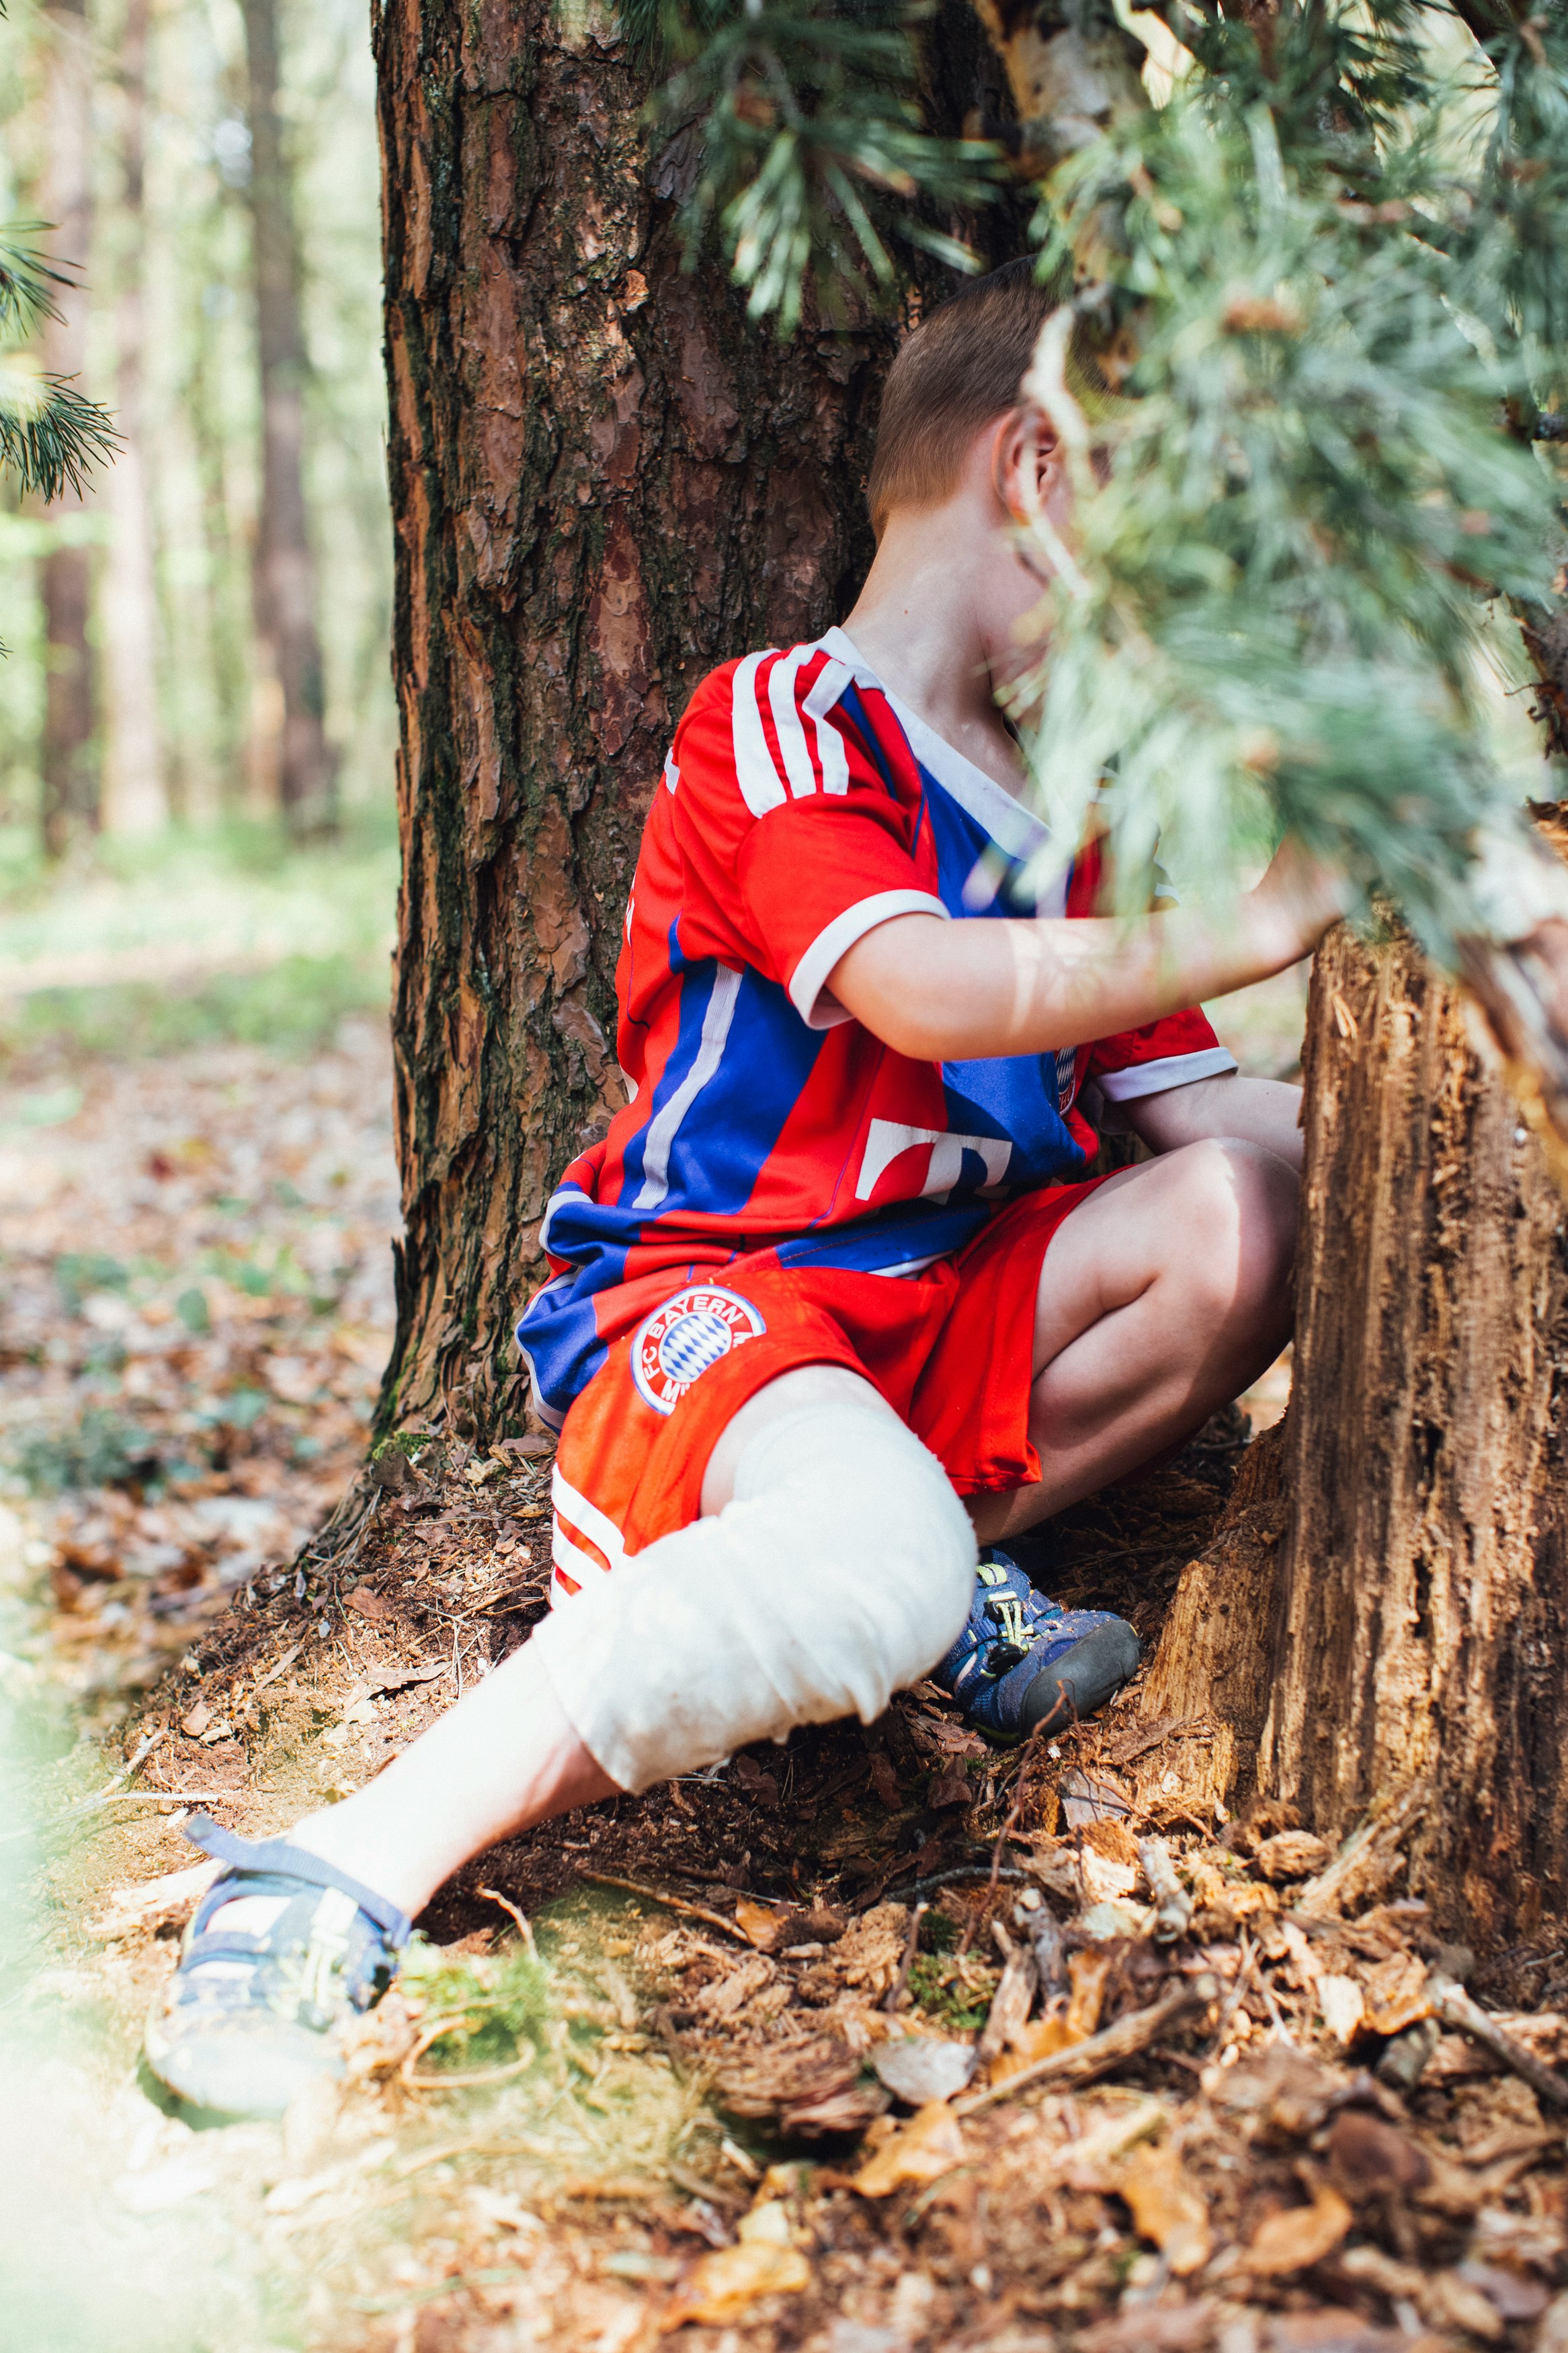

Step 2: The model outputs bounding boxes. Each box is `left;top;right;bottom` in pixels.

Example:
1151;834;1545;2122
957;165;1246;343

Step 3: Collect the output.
991;407;1061;525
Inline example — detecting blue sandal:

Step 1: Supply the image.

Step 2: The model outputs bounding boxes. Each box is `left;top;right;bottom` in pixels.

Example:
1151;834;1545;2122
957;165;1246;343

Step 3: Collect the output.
142;1814;411;2119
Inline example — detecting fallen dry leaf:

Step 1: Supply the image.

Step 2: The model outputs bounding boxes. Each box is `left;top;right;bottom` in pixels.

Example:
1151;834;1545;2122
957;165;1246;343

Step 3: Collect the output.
660;2239;811;2325
1206;2044;1350;2139
852;2100;966;2196
1360;1949;1431;2037
1118;2139;1212;2274
1316;1973;1365;2045
1253;1831;1331;1883
734;1898;786;1952
987;2013;1084;2086
1075;2299;1216;2351
1326;2107;1431;2200
1245;2182;1353;2275
872;2037;977;2104
1050;2096;1169;2189
346;1585;393;1624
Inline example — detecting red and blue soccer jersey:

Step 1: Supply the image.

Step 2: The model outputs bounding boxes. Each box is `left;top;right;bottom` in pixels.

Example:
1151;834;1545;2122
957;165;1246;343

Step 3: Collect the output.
517;626;1234;1427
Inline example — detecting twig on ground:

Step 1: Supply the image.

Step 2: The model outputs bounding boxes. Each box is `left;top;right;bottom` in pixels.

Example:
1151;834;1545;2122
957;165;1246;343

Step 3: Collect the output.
577;1870;751;1942
478;1882;538;1963
960;1724;1045;1958
405;2050;538;2091
884;1901;928;2012
1206;1929;1259;2055
1138;1835;1192;1943
1105;1716;1204;1770
1435;1977;1568;2113
237;1642;304;1712
0;1724;173;1845
882;1864;1030;1905
955;1975;1217;2116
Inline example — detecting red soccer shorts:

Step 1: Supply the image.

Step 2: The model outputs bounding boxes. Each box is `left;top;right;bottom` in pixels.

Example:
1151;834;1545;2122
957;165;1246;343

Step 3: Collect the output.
548;1179;1107;1601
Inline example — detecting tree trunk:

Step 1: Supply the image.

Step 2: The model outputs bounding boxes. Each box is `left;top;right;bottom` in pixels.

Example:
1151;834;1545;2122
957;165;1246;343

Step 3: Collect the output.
1146;922;1568;1950
102;0;167;838
240;0;335;833
38;0;98;859
374;0;1007;1437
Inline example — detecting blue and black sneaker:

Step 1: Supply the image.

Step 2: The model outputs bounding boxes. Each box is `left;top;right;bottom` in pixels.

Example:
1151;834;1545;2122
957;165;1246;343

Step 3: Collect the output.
934;1548;1141;1741
142;1813;411;2119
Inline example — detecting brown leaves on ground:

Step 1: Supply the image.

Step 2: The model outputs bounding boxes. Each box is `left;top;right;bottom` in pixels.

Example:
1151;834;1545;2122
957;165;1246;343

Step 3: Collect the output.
0;1025;401;1712
48;1323;1568;2352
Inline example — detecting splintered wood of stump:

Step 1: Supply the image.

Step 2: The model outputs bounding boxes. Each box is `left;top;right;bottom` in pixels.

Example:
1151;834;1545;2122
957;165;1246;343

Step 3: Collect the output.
1147;922;1568;1950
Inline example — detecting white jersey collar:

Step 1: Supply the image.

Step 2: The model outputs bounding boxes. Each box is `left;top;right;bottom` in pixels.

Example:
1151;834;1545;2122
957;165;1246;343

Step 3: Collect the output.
819;626;1051;868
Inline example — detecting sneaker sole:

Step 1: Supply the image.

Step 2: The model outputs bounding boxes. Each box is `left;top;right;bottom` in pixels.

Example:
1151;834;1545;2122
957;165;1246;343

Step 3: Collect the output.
1018;1620;1142;1734
143;2005;343;2120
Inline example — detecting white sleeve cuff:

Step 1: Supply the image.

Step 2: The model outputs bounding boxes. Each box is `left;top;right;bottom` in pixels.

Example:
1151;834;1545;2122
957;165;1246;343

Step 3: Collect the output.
788;890;950;1029
1094;1045;1239;1103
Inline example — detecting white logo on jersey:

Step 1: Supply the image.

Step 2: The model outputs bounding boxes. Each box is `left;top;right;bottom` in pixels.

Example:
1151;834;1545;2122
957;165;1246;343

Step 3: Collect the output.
855;1119;1012;1205
630;1285;768;1417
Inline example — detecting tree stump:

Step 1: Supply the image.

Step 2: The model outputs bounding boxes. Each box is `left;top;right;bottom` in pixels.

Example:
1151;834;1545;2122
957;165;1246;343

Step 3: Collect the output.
1145;924;1568;1948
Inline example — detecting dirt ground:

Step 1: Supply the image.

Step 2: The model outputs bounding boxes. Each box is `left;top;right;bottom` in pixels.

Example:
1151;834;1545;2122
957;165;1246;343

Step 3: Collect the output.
10;973;1568;2353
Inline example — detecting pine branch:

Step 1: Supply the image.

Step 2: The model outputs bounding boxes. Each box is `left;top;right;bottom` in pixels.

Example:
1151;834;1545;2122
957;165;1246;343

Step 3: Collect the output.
639;0;1003;327
0;227;76;338
0;374;118;502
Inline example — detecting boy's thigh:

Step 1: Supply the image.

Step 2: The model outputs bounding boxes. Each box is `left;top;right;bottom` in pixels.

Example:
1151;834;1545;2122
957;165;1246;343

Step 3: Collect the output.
1030;1139;1298;1367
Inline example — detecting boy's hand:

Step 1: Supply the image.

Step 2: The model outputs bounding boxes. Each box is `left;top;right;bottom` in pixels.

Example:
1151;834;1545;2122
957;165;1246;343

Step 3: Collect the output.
1248;838;1352;968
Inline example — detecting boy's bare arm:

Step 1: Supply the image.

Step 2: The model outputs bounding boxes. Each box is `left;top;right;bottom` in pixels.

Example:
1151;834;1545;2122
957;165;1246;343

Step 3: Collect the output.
1122;1073;1305;1170
828;842;1344;1062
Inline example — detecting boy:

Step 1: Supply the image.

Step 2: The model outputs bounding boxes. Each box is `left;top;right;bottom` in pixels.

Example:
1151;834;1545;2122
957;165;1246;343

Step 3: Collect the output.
146;260;1339;2117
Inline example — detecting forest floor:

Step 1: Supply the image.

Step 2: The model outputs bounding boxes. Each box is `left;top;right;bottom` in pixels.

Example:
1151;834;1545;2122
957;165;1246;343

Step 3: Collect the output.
7;908;1567;2353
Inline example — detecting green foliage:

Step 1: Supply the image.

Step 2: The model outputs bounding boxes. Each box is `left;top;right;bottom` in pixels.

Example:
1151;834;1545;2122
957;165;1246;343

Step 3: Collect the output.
1002;0;1568;957
400;1936;552;2072
1016;35;1564;955
625;0;999;329
0;228;116;502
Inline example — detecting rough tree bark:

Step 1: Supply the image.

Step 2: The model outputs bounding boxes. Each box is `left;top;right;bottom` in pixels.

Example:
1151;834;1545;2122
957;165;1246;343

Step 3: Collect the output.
240;0;336;832
373;0;1014;1437
103;0;167;837
38;0;97;857
1146;920;1568;1949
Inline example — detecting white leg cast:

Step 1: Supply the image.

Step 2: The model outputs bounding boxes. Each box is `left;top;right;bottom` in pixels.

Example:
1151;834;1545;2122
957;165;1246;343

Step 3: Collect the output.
530;1398;977;1794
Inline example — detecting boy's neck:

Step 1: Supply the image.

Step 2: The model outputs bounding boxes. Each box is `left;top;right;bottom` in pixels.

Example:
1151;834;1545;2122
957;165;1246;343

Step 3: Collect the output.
840;500;1036;799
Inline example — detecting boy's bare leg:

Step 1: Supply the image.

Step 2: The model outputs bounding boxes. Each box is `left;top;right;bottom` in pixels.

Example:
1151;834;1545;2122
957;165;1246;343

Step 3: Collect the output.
970;1135;1296;1544
286;1639;617;1918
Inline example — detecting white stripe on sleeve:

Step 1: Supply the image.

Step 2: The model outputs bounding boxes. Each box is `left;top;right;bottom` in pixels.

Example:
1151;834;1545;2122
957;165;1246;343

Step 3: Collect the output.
552;1464;628;1569
1094;1045;1239;1101
802;656;852;794
768;646;818;799
731;649;786;816
788;889;950;1029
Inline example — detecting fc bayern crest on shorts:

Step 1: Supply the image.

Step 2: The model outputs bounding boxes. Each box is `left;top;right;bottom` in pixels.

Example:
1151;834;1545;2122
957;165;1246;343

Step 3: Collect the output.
631;1285;768;1416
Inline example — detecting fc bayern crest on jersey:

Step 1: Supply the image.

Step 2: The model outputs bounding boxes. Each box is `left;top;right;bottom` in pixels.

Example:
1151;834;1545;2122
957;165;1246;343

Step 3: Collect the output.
631;1285;767;1416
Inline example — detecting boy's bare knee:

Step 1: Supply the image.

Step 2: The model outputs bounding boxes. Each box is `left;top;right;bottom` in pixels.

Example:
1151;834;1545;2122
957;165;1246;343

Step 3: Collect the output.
1166;1137;1297;1320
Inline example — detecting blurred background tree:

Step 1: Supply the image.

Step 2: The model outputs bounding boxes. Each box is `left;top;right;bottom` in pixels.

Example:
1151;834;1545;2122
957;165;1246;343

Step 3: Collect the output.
0;0;389;856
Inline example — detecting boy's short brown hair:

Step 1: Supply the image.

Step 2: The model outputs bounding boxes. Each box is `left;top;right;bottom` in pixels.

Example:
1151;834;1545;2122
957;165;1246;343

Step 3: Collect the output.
867;257;1104;539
